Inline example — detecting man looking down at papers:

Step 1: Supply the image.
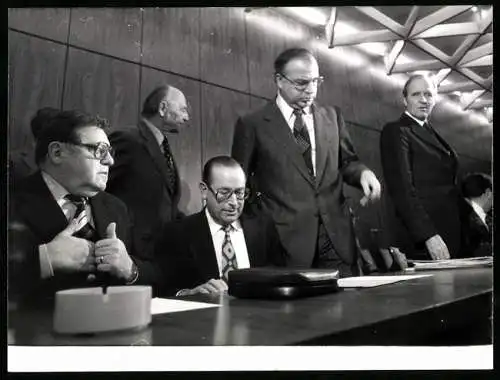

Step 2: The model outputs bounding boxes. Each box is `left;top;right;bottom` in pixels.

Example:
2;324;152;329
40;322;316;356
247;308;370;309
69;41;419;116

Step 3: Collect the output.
155;156;287;296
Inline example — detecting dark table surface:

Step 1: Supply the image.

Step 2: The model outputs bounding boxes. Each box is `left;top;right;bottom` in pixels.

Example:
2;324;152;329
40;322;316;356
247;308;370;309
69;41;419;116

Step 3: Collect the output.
8;268;493;346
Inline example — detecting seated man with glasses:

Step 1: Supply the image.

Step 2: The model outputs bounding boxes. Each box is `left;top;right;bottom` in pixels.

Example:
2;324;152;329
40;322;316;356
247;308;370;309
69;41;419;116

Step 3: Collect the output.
8;110;142;308
155;156;287;296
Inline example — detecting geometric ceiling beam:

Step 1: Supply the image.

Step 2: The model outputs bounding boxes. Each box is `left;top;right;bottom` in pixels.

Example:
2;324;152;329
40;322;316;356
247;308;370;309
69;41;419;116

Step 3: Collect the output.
354;6;405;35
434;68;452;86
411;39;450;62
410;5;473;36
414;22;480;39
325;7;337;48
468;98;493;110
482;75;493;89
462;89;487;110
458;67;491;88
449;35;482;66
385;40;406;74
391;59;446;74
477;7;493;31
459;41;493;65
438;81;483;93
403;6;420;36
461;54;492;67
332;29;397;46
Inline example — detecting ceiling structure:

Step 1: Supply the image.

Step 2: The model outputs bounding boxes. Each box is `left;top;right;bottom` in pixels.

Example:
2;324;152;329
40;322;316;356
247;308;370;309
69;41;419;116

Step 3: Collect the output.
247;6;493;123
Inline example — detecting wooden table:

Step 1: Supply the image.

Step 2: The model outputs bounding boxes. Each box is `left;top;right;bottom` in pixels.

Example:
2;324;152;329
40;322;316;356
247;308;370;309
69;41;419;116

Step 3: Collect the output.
8;268;492;346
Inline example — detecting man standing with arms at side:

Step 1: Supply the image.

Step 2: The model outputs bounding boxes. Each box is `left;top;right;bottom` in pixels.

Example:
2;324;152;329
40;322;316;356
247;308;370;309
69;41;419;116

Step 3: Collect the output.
107;85;190;288
232;48;381;277
380;74;461;260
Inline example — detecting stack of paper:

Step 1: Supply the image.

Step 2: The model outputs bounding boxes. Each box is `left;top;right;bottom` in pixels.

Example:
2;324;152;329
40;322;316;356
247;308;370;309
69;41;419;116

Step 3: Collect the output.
409;256;493;270
338;274;432;288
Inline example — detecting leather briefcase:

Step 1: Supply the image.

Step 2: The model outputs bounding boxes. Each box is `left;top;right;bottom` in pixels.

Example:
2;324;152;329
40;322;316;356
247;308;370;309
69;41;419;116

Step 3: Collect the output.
227;268;340;299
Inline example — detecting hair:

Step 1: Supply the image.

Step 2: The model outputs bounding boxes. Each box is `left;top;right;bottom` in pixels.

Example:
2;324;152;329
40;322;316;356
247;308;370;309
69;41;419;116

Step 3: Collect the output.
202;156;245;185
402;74;436;97
461;173;492;199
30;107;60;140
35;109;109;164
274;47;315;74
141;85;171;118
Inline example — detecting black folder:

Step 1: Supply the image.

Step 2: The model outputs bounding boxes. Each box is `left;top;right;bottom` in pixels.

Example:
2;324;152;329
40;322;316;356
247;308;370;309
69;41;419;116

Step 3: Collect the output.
227;268;340;299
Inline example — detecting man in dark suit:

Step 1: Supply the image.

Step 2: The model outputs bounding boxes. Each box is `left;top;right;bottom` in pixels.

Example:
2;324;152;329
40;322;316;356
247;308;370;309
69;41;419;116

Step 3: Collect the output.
458;173;492;257
380;74;461;260
156;156;286;296
8;110;141;308
231;48;381;277
107;85;190;283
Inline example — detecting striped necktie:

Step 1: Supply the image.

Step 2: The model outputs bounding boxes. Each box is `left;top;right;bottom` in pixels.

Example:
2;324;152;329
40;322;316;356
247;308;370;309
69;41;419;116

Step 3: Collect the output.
293;108;314;176
221;225;238;283
64;194;99;242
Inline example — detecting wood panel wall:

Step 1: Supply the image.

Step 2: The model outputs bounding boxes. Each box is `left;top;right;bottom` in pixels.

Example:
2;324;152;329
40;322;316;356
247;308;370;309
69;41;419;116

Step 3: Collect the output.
8;7;492;247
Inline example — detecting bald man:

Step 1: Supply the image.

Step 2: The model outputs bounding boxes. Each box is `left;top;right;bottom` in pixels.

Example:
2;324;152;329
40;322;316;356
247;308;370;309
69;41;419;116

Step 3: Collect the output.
107;85;190;290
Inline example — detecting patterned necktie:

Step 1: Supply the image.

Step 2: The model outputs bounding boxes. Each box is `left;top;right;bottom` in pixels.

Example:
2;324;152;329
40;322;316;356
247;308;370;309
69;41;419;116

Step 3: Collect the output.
221;225;238;283
292;108;314;176
162;136;178;192
64;194;99;242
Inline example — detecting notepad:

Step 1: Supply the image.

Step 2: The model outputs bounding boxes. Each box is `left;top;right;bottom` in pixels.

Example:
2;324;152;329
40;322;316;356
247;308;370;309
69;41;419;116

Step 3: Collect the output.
338;274;432;288
151;298;220;315
409;256;493;270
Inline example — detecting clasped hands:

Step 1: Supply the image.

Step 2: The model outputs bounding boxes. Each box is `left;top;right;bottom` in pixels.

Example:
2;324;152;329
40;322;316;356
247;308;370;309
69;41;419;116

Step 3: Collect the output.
45;220;134;281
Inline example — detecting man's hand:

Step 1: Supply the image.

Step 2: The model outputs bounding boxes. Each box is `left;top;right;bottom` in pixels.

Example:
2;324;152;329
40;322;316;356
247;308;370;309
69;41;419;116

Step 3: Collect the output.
95;222;133;280
177;279;228;296
45;218;95;273
359;170;382;206
425;234;451;260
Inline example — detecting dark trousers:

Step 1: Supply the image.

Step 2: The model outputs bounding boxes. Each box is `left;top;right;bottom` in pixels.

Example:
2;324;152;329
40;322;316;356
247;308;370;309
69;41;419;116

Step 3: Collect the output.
312;220;359;277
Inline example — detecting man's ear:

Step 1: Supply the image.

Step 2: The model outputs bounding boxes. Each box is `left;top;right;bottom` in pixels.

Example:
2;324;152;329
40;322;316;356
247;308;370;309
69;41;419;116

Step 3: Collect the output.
199;182;208;199
47;141;65;164
158;100;168;118
403;97;408;107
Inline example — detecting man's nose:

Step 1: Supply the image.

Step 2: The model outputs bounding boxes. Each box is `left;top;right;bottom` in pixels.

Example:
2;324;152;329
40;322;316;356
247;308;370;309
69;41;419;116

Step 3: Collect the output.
102;152;114;166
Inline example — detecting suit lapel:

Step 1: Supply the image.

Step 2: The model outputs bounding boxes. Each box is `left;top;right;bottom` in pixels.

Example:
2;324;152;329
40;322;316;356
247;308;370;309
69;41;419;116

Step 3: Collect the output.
137;120;176;195
262;102;315;186
402;114;450;156
312;105;331;187
89;193;112;240
189;211;220;279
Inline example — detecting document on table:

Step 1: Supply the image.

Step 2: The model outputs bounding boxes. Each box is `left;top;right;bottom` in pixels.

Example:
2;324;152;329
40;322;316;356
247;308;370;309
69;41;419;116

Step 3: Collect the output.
409;256;493;270
151;298;220;315
338;274;432;288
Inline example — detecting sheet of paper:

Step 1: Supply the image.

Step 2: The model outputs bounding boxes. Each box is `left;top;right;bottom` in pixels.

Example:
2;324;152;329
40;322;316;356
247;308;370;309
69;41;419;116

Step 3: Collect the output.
338;274;432;288
410;257;493;270
151;298;220;315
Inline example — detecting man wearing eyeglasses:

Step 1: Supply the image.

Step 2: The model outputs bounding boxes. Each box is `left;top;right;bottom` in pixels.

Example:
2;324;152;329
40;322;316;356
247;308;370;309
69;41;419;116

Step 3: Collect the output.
232;48;381;277
8;110;140;308
155;156;286;296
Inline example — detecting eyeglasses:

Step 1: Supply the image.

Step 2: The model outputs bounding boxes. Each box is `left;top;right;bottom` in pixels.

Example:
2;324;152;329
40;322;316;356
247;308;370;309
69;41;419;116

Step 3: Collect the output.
68;142;114;161
207;185;250;203
278;72;324;91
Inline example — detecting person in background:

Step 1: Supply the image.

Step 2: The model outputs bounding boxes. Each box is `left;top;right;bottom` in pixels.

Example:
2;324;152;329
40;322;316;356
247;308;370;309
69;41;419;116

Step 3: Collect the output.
380;74;461;260
458;173;492;257
232;47;381;277
155;156;287;297
107;85;190;288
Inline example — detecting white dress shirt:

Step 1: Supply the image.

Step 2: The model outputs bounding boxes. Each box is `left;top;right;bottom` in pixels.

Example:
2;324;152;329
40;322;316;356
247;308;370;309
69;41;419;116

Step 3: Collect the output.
468;199;488;227
205;208;250;276
276;93;316;175
405;110;426;127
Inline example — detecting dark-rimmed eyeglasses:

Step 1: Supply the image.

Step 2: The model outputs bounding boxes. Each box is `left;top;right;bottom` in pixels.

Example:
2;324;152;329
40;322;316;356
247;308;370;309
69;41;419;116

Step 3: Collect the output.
278;72;324;91
67;142;114;161
206;185;250;203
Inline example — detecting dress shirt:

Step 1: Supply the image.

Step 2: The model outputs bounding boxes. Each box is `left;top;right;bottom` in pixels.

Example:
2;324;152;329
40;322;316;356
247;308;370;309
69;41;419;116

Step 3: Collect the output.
205;208;250;276
404;110;426;127
276;93;316;175
467;199;488;227
39;171;94;279
142;117;165;151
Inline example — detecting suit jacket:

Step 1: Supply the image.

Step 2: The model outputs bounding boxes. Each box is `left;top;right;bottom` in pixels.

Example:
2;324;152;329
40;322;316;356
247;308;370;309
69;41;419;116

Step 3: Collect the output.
8;171;136;308
458;199;492;258
380;113;461;259
232;102;367;267
107;120;182;279
155;210;287;296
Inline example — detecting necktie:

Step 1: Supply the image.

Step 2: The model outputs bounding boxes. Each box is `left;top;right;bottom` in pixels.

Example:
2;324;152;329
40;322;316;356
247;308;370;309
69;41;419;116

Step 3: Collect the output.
64;194;99;242
221;225;238;283
292;108;314;176
161;137;178;192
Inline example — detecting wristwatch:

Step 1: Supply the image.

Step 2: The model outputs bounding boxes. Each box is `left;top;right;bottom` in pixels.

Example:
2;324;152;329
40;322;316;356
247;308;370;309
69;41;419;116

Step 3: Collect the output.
126;262;139;284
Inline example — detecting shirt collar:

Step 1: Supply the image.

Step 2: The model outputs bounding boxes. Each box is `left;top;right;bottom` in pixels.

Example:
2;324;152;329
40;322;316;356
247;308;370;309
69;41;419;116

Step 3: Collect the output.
276;93;312;122
41;170;71;207
205;208;242;235
404;111;426;127
468;199;487;224
142;117;164;147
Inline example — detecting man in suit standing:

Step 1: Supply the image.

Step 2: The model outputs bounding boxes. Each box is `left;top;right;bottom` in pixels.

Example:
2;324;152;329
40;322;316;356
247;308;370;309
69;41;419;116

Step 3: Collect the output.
231;48;381;277
8;110;140;308
380;74;461;260
458;173;492;257
156;156;286;296
107;85;190;286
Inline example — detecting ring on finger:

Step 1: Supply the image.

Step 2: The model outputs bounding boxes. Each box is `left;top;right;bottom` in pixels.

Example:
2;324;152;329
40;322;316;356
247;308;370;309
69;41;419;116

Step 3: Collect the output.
97;256;104;265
